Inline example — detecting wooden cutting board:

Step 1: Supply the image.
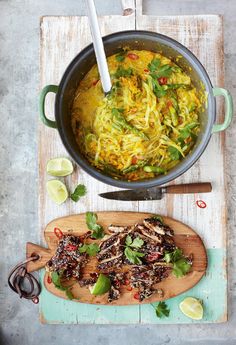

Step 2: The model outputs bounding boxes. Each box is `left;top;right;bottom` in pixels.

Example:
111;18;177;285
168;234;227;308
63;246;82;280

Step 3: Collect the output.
27;212;207;305
39;0;227;324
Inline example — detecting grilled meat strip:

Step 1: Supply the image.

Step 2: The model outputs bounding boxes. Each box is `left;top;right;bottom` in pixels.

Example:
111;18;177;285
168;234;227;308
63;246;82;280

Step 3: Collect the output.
46;235;88;280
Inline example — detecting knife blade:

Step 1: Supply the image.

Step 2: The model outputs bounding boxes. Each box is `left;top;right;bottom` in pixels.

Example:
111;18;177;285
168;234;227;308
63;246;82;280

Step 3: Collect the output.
99;182;212;201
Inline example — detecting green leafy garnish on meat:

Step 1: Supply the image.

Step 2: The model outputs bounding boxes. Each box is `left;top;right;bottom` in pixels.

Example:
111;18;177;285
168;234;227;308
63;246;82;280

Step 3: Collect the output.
70;184;87;202
86;212;104;239
164;248;191;278
150;215;163;224
79;243;100;256
124;235;144;264
154;301;170;318
51;272;76;300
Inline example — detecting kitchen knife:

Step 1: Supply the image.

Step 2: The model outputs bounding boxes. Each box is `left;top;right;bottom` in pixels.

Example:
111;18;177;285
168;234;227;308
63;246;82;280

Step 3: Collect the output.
99;182;212;201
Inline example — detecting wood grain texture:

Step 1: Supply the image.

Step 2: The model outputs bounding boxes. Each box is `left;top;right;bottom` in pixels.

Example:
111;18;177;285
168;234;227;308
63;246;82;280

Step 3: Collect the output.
39;3;227;322
27;212;207;305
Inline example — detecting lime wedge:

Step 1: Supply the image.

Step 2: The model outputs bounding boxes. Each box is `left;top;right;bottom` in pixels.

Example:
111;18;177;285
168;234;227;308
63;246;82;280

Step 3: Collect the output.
179;297;203;320
90;274;111;296
47;158;73;177
46;180;68;205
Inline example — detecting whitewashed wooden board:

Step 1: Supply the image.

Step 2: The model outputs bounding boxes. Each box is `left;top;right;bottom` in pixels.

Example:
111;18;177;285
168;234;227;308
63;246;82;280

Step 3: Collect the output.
39;0;227;323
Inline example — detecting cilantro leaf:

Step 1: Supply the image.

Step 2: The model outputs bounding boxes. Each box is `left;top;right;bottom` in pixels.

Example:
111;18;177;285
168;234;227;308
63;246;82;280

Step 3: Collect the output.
113;66;133;78
51;272;76;299
124;247;145;265
65;289;74;300
155;301;170;318
70;184;86;202
168;146;181;160
148;58;161;73
79;243;100;256
86;212;104;239
130;237;144;249
179;123;199;140
150;215;163;224
173;258;191;278
124;235;144;264
151;78;167;97
116;54;125;62
164;248;191;278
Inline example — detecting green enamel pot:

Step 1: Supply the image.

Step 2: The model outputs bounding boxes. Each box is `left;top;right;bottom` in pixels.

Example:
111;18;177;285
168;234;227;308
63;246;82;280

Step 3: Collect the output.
39;30;233;189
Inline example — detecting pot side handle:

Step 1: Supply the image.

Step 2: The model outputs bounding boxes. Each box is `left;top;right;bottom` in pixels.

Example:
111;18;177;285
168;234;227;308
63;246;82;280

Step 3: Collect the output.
39;84;59;128
212;87;233;133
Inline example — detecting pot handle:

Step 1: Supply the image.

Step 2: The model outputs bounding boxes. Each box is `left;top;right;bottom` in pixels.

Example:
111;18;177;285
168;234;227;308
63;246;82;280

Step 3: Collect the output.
39;85;59;128
212;87;233;133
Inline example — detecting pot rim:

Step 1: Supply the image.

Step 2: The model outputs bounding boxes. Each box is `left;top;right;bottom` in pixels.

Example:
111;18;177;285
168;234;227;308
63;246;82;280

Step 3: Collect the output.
56;30;215;189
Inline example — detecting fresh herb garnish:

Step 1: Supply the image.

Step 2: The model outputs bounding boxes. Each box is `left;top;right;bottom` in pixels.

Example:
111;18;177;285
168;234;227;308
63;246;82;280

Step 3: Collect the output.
113;66;133;78
150;215;163;224
70;184;86;202
168;146;182;160
79;243;100;256
154;301;170;318
179;123;199;140
164;248;191;278
51;272;76;300
124;235;144;264
86;212;104;239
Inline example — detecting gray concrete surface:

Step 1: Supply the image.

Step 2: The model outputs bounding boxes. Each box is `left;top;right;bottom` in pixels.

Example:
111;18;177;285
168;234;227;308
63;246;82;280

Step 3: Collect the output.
0;0;236;344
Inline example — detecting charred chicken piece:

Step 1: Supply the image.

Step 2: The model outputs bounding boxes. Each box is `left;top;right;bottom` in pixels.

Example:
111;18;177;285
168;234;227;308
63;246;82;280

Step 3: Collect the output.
107;272;125;302
143;218;174;237
46;235;88;280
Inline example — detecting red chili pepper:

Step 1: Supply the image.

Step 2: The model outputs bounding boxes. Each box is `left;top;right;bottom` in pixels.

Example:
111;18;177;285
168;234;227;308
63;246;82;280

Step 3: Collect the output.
158;77;168;85
54;227;63;239
124;279;130;286
144;68;149;73
47;275;52;284
65;244;78;251
196;200;207;209
132;156;138;165
127;286;133;291
127;53;139;60
92;79;99;86
147;252;161;262
133;292;140;300
166;100;173;108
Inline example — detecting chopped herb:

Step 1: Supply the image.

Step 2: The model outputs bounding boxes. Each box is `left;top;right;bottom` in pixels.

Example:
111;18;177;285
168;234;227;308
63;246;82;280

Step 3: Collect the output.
151;78;167;98
124;235;144;264
79;243;100;256
115;54;125;62
70;184;87;202
112;108;149;140
168;146;181;160
51;272;76;299
154;301;170;318
164;248;191;278
179;123;199;140
113;66;133;78
150;215;163;224
86;212;104;239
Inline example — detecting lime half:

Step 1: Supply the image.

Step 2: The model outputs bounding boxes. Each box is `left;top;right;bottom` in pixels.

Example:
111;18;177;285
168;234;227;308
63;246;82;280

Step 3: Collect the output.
90;274;111;296
47;158;73;177
179;297;203;320
46;180;68;205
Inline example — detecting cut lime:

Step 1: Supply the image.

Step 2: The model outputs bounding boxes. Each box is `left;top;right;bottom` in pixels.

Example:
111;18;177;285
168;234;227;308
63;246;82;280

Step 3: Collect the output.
47;158;73;177
179;297;203;320
90;274;111;296
46;180;68;205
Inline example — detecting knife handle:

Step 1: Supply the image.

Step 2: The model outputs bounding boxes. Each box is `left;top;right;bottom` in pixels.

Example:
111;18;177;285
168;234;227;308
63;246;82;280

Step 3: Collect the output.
164;183;212;194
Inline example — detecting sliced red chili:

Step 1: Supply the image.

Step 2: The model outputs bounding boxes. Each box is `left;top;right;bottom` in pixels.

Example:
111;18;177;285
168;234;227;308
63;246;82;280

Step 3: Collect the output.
54;227;63;239
133;292;140;300
127;53;139;60
65;244;78;251
92;79;99;86
127;286;133;291
124;279;130;286
144;68;149;73
47;275;52;284
147;252;161;262
196;200;207;209
132;156;138;165
158;77;168;85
